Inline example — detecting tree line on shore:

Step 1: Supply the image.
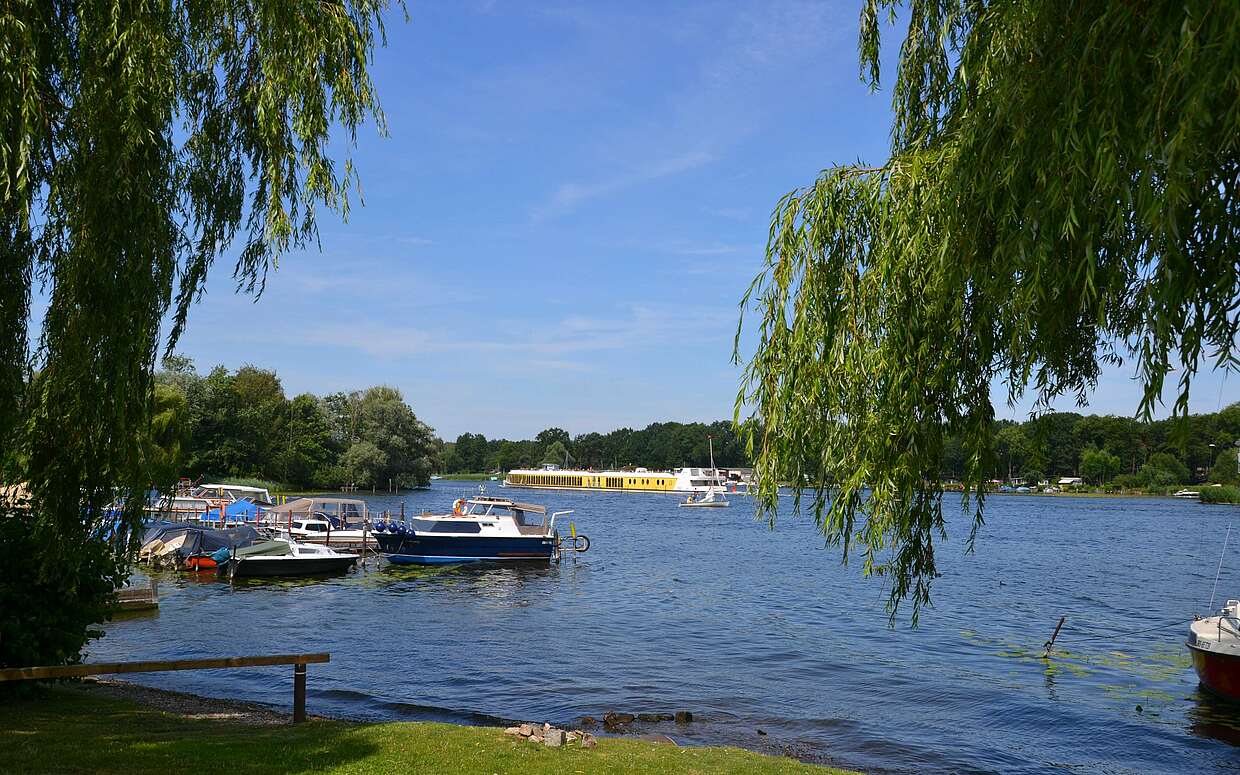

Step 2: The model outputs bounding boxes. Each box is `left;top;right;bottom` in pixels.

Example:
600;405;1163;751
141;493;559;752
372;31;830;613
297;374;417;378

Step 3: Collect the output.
152;357;1238;493
947;403;1240;488
153;357;439;490
441;421;747;475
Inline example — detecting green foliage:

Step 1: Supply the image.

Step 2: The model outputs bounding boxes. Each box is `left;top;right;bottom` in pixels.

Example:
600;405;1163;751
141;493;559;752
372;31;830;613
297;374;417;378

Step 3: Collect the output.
144;384;190;492
1141;453;1191;487
1079;448;1121;486
1200;486;1240;505
1;0;394;667
0;508;126;676
340;441;386;488
155;363;437;490
541;440;570;466
739;1;1240;621
273;394;335;486
1210;451;1239;485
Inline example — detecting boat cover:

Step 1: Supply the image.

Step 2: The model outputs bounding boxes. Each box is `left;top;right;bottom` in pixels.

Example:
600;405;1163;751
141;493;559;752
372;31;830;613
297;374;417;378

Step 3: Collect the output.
224;500;260;521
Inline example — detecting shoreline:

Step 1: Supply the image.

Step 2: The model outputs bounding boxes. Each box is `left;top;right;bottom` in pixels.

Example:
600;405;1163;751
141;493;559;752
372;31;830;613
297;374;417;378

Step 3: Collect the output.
3;679;856;774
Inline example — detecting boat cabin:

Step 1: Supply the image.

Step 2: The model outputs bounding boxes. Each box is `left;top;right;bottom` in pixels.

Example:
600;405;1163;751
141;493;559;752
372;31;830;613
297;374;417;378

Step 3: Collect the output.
265;497;369;529
407;497;555;537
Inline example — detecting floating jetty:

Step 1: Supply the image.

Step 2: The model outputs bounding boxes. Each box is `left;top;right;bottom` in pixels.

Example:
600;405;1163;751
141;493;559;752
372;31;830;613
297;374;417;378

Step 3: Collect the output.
114;580;158;612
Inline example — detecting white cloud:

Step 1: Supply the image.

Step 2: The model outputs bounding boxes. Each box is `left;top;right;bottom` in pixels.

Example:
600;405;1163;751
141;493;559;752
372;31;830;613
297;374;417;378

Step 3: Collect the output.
533;150;715;221
660;241;757;257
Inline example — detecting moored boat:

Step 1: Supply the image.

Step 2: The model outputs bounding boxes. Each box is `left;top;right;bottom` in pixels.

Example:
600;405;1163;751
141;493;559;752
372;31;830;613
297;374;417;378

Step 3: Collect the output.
373;496;578;565
1188;599;1240;700
216;539;359;579
260;497;372;545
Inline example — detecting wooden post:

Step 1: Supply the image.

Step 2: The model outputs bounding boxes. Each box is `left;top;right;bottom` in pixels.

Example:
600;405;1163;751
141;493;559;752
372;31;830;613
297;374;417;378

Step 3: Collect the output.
293;662;307;722
1042;616;1067;658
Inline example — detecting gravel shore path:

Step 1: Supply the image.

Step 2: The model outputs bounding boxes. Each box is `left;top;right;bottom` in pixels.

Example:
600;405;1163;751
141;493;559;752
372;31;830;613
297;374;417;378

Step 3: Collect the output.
75;678;292;725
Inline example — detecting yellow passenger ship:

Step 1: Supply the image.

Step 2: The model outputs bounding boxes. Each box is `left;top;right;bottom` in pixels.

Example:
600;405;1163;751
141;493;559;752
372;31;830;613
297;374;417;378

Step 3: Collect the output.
504;465;726;494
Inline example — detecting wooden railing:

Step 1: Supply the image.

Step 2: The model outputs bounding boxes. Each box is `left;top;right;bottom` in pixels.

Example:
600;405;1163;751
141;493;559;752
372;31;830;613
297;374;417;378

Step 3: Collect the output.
0;653;330;722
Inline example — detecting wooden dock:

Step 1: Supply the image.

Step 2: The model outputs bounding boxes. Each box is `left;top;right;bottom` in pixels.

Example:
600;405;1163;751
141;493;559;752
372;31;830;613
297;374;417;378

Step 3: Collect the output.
114;580;158;611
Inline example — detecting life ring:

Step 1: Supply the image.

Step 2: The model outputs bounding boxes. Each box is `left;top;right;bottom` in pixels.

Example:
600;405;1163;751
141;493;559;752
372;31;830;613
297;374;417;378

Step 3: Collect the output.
452;498;467;516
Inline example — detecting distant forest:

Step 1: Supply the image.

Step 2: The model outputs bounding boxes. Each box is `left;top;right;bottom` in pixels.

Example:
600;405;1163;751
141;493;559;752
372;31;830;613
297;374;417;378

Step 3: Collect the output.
442;421;746;475
151;357;1239;491
958;404;1240;487
446;404;1240;488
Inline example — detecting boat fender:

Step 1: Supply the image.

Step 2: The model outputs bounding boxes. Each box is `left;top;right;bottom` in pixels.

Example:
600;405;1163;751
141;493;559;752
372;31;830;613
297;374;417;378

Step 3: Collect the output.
452;499;466;516
374;521;386;532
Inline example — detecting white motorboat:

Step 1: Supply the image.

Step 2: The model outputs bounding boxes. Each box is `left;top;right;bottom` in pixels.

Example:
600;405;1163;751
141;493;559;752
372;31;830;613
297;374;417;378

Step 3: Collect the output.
261;497;371;543
1188;599;1240;699
217;539;359;578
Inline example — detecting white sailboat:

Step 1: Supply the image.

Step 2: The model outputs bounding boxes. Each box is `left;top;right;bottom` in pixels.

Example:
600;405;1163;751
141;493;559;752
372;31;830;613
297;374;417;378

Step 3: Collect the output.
679;436;730;508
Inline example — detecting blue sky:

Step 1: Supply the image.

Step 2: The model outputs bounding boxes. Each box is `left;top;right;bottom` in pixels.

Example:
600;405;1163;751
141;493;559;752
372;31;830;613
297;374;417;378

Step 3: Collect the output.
106;2;1239;438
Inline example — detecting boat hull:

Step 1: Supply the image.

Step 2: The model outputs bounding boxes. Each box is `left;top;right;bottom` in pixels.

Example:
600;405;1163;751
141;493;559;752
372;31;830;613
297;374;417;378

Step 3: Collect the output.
375;533;555;564
1189;642;1240;700
228;556;357;578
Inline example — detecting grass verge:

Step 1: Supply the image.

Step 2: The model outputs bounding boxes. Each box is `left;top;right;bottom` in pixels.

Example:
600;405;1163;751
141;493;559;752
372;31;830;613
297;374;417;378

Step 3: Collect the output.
0;686;855;775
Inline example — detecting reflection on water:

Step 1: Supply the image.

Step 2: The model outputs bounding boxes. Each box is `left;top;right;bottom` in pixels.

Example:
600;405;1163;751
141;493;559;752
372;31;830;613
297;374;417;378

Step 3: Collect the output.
1188;690;1240;747
92;485;1240;774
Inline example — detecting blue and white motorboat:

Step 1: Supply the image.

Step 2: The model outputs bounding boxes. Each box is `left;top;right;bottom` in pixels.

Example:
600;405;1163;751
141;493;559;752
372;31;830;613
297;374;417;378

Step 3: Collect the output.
372;496;580;565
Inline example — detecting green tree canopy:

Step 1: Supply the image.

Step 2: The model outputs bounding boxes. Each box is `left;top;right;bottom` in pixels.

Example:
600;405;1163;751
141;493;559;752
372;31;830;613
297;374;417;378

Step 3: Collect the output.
340;441;387;488
1142;453;1191;487
541;440;570;467
1079;448;1121;486
738;1;1240;621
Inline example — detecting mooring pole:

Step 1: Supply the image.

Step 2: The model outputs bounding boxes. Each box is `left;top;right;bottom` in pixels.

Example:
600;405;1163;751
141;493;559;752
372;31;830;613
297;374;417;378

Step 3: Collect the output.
1042;616;1066;658
293;662;307;722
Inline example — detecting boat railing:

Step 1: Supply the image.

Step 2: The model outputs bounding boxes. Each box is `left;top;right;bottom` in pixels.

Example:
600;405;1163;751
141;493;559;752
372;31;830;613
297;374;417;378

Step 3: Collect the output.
549;509;573;534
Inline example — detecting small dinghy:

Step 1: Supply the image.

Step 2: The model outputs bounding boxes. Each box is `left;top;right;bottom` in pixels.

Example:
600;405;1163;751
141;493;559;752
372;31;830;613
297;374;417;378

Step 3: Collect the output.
1189;599;1240;700
215;538;359;579
679;488;730;508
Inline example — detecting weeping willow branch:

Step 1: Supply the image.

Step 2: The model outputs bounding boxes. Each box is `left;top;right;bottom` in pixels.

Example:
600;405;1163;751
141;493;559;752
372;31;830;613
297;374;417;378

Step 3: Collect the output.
738;0;1240;624
0;0;397;667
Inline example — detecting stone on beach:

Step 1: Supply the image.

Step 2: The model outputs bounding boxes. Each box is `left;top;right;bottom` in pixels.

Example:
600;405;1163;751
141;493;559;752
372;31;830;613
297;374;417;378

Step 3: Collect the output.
603;711;635;727
544;728;566;747
518;723;532;736
504;726;522;736
674;710;694;723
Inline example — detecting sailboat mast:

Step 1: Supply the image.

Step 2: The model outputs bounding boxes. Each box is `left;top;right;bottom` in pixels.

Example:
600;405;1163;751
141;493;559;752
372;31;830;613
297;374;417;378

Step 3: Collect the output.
708;435;715;470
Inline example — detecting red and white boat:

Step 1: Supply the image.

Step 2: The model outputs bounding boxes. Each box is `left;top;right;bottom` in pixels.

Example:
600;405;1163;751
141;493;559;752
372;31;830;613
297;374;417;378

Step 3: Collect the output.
1188;599;1240;700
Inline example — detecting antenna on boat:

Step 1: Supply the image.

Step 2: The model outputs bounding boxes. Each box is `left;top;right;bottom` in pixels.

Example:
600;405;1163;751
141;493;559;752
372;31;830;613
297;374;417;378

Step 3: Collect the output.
1209;523;1233;613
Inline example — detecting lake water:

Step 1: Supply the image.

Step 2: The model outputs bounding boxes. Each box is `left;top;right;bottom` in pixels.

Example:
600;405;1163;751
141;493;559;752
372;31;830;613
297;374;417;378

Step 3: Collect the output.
93;483;1240;774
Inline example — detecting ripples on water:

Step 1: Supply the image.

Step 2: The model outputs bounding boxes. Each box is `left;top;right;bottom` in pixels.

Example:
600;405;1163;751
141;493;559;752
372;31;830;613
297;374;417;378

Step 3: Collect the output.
93;484;1240;774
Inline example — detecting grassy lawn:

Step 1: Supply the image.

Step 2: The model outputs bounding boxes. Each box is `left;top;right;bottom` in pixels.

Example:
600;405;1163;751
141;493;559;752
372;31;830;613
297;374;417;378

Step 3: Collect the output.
0;687;855;775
